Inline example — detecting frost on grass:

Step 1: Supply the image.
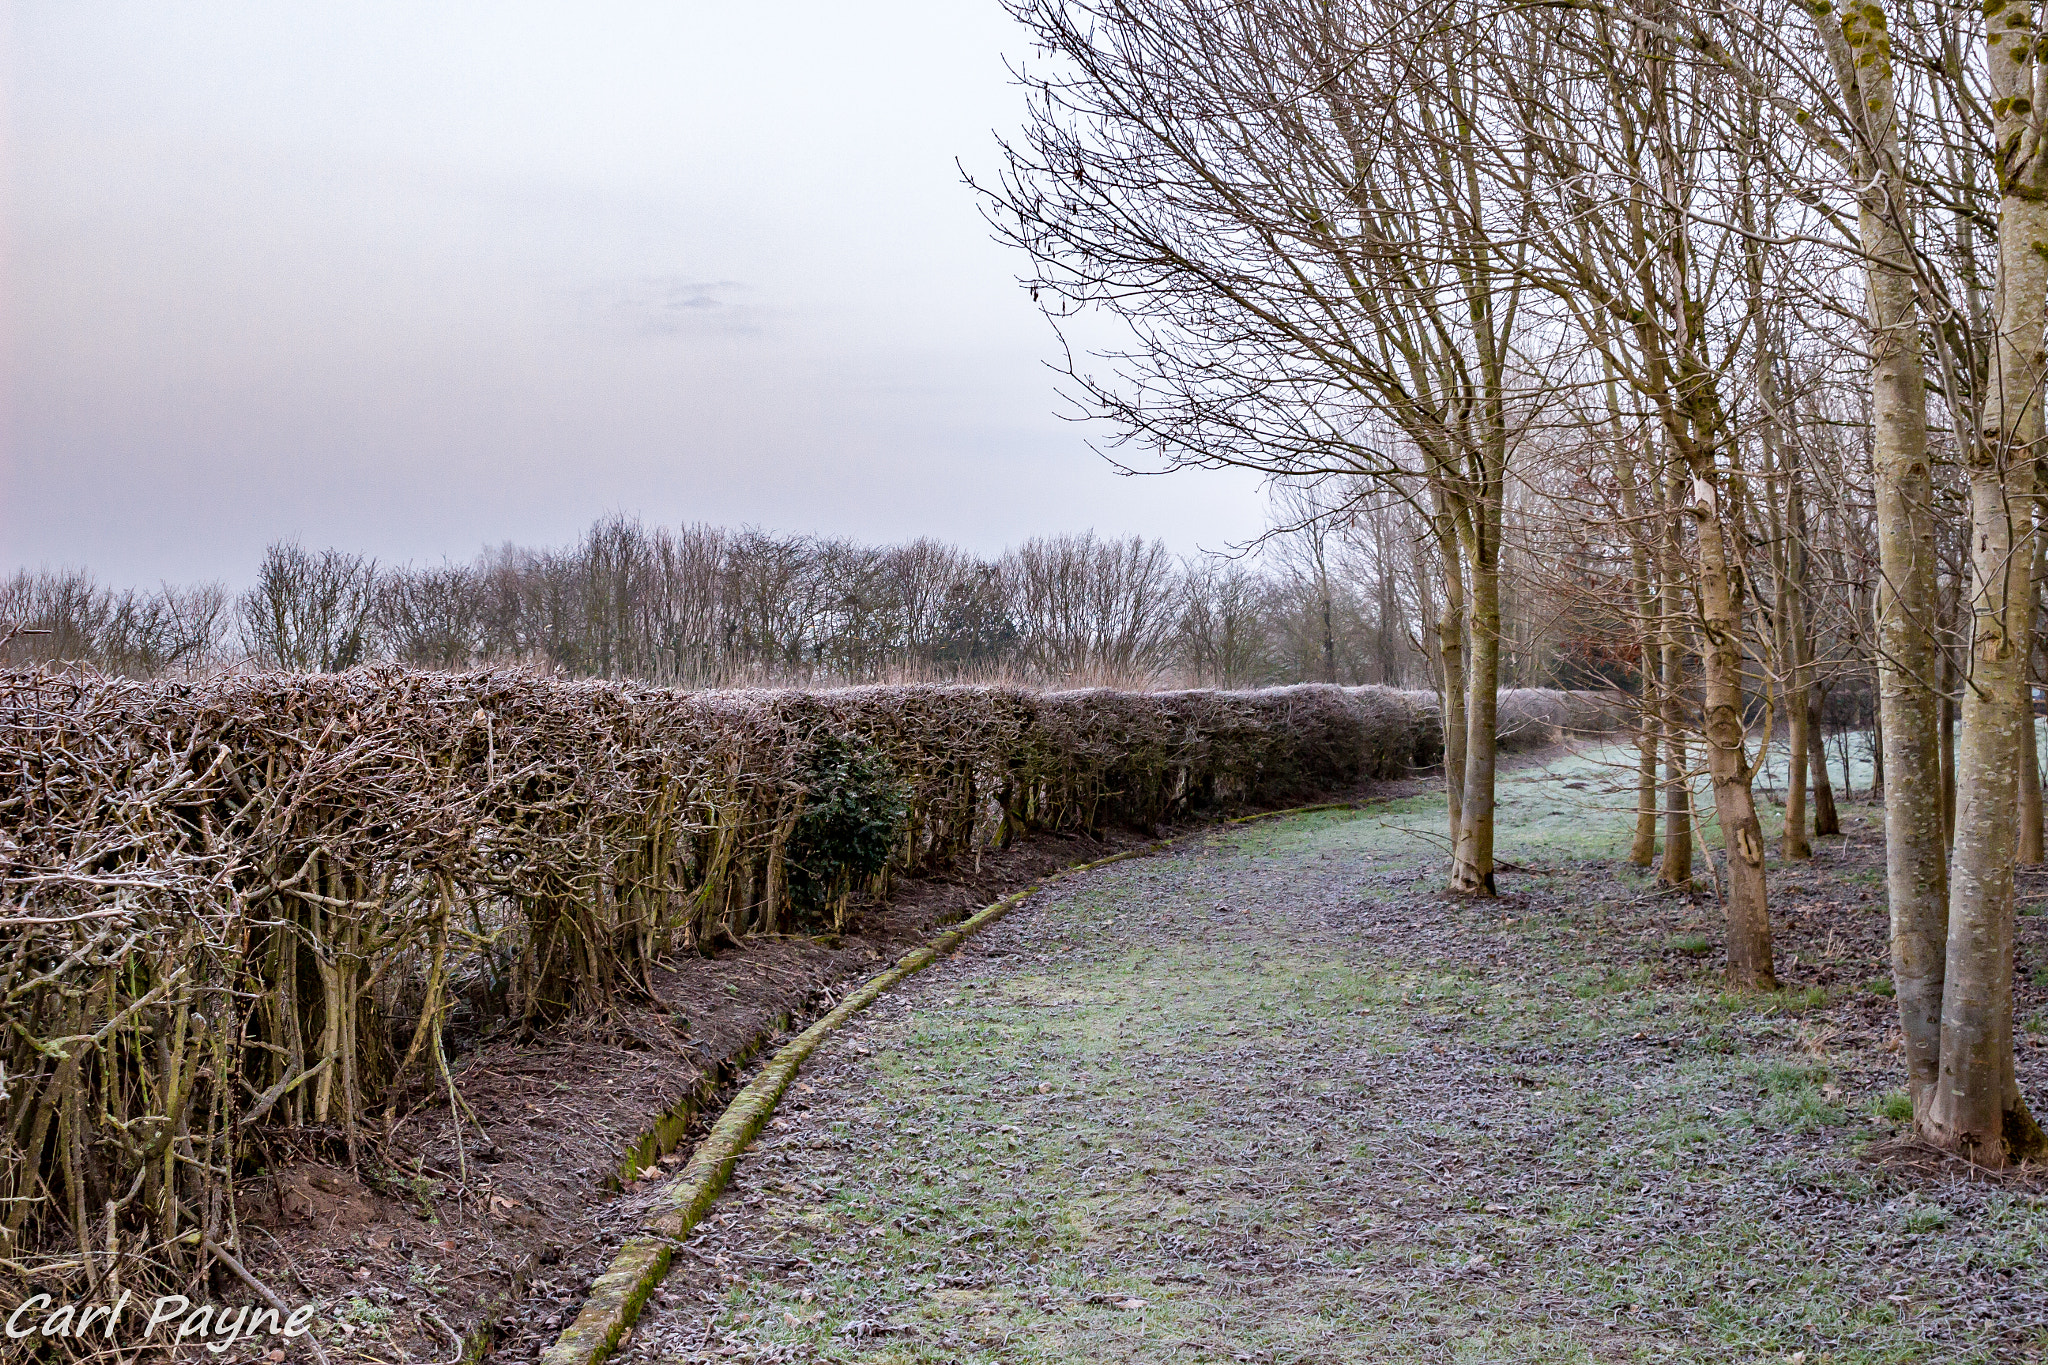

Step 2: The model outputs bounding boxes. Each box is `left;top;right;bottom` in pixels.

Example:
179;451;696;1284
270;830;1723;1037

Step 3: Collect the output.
612;774;2048;1364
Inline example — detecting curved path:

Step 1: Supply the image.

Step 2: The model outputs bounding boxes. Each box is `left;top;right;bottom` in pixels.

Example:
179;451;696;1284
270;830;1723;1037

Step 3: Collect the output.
594;759;2046;1365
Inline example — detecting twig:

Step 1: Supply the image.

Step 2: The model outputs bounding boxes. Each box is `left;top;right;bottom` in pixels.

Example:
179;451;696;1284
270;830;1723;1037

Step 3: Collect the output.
421;1308;467;1365
204;1237;331;1365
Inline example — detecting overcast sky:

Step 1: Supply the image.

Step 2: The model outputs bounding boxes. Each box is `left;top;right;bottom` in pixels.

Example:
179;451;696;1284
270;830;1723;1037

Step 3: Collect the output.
0;1;1266;586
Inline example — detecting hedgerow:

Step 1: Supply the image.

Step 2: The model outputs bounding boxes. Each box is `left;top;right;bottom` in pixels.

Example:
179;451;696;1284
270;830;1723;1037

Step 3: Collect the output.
0;667;1601;1299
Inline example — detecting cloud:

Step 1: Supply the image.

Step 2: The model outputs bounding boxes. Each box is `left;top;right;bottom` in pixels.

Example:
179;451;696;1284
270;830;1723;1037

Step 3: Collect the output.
575;276;765;339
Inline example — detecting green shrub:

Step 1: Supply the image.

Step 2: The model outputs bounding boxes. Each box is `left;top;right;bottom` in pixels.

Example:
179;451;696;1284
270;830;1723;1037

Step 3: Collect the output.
785;736;908;925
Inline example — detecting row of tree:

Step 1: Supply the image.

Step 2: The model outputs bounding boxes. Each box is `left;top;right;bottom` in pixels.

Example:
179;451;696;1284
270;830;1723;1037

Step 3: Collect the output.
978;0;2042;1162
2;517;1463;689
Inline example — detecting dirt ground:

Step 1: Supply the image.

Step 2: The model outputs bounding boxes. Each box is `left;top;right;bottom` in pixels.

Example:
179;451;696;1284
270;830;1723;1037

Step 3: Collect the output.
599;748;2048;1365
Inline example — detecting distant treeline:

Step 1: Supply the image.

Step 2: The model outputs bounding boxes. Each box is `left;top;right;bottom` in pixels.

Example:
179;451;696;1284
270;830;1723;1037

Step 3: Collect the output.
1;515;1453;688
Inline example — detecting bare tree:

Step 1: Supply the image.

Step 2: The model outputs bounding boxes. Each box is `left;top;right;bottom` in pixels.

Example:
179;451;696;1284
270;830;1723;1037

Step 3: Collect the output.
0;570;228;674
1179;557;1278;687
979;0;1539;894
1921;0;2048;1162
1001;533;1181;682
238;542;379;672
378;562;486;670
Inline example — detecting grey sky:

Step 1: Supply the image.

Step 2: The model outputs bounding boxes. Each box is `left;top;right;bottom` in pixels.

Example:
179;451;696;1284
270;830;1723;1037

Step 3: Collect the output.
0;1;1265;586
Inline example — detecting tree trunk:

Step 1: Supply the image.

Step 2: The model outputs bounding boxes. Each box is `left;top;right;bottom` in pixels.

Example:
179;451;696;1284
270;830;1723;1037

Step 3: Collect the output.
1760;322;1812;861
1686;469;1776;989
1810;692;1841;836
1941;649;1958;846
1661;686;1692;885
1924;3;2047;1161
1451;550;1500;896
1658;470;1692;887
1319;576;1338;684
1784;452;1816;856
1785;675;1812;859
2020;689;2042;864
1926;451;2044;1161
1434;491;1467;847
1618;433;1662;868
2022;493;2045;864
1821;9;1948;1109
1633;713;1661;867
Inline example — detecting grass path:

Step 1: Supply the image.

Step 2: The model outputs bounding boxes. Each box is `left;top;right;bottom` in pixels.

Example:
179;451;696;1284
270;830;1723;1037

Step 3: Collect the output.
604;763;2048;1365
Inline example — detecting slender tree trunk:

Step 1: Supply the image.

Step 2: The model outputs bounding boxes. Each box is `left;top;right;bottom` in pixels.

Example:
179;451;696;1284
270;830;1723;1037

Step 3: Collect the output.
1821;20;1948;1108
1619;437;1662;867
1925;0;2048;1160
1434;491;1467;846
1927;451;2044;1160
2021;493;2045;863
1784;456;1816;856
1661;661;1693;885
1451;547;1500;895
1810;691;1841;835
1941;648;1958;846
2020;686;2042;863
1633;712;1661;866
1659;467;1692;886
1844;723;1857;802
1785;699;1818;859
1686;468;1776;989
1645;57;1770;982
1758;313;1812;861
1319;569;1338;684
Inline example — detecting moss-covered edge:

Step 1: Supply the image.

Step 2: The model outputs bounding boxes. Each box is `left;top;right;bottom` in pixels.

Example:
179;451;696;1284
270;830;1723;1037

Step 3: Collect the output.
537;800;1373;1365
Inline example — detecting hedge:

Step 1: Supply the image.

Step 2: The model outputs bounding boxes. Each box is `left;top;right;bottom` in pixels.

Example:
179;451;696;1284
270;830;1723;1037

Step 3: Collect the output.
0;669;1474;1290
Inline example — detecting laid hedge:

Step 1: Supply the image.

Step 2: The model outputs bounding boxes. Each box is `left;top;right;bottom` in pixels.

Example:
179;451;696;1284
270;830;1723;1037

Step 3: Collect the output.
0;665;1631;1296
0;669;1454;1288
